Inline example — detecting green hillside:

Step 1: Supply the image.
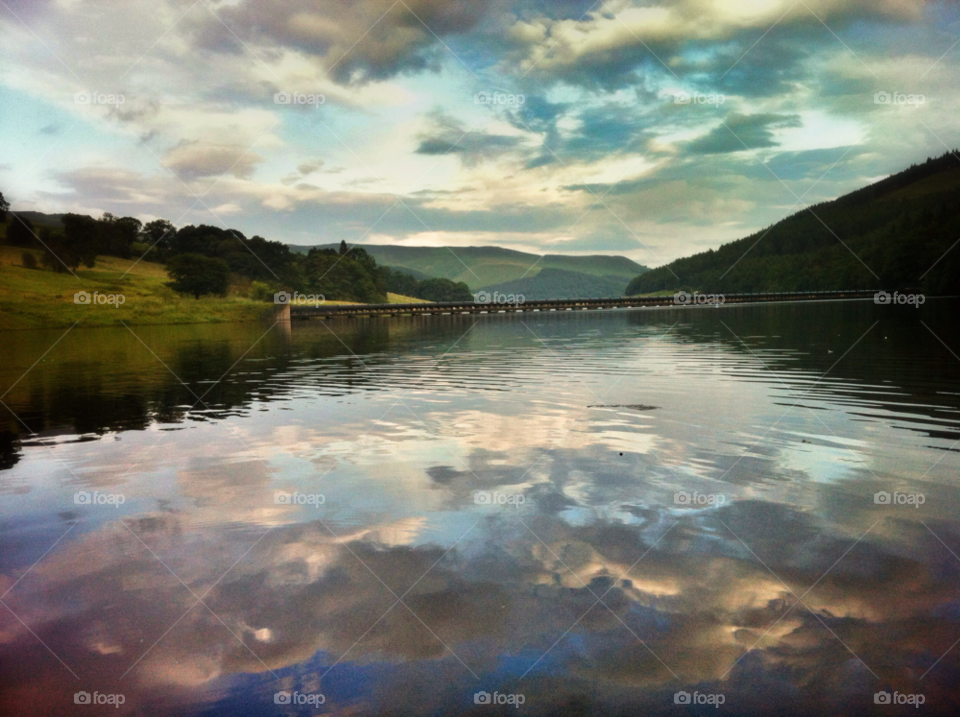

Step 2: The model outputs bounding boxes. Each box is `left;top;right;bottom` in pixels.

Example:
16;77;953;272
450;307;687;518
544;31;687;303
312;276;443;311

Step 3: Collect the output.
480;267;629;300
290;243;648;290
628;152;960;297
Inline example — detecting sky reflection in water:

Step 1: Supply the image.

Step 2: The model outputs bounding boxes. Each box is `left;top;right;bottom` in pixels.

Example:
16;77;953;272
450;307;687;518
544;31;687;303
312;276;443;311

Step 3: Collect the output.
2;301;960;715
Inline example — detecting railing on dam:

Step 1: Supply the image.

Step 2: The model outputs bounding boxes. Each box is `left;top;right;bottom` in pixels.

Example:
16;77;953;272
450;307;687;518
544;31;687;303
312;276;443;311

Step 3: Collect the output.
286;290;881;320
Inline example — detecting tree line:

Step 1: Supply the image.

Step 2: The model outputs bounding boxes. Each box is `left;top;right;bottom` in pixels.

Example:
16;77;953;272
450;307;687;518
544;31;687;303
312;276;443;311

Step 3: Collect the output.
0;195;471;303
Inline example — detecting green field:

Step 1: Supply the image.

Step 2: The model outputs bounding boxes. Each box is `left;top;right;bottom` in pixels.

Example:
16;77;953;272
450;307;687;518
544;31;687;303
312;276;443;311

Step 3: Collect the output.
0;245;277;331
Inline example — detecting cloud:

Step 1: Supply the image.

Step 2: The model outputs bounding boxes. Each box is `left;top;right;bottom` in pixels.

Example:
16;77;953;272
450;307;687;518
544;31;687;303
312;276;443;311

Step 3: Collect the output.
1;498;954;715
685;113;804;155
415;111;526;167
162;141;265;180
192;0;496;84
499;0;924;88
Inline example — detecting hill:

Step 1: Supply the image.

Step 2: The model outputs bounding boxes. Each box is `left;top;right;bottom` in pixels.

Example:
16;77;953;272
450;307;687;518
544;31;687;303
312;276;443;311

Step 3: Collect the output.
0;245;272;331
480;268;630;300
627;152;960;297
289;243;648;290
15;211;66;228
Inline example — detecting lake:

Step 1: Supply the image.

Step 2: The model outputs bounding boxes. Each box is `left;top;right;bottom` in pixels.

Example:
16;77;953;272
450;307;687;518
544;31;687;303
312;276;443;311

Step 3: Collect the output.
2;299;959;715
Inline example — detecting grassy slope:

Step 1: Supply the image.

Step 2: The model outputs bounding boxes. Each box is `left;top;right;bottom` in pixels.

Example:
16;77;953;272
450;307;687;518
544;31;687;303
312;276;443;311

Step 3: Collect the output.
387;293;430;303
0;246;273;331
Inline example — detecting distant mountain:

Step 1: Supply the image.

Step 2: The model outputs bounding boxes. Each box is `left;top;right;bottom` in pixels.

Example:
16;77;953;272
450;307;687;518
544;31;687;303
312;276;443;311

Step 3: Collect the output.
628;152;960;297
480;268;629;300
288;243;648;290
13;211;66;227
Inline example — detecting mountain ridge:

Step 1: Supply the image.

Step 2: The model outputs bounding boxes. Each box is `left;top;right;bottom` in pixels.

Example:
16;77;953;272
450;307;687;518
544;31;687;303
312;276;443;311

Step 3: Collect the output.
289;243;648;290
627;152;960;297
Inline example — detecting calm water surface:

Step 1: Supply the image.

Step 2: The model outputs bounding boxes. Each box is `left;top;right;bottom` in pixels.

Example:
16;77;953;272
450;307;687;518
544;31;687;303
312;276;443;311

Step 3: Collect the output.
2;300;960;715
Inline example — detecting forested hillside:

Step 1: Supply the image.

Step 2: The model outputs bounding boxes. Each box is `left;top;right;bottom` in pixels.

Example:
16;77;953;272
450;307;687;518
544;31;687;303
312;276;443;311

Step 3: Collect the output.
628;152;960;296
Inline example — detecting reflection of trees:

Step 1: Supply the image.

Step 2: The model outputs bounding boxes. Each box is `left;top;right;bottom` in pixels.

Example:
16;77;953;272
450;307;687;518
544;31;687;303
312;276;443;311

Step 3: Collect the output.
0;322;396;469
643;300;960;440
3;302;959;470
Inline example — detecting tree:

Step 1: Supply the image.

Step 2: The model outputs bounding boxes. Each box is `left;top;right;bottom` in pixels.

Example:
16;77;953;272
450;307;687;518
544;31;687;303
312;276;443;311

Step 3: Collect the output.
60;214;99;268
339;240;348;256
97;214;141;258
5;214;35;247
414;278;474;302
21;251;37;269
0;191;8;223
142;219;176;253
166;254;230;298
304;250;387;303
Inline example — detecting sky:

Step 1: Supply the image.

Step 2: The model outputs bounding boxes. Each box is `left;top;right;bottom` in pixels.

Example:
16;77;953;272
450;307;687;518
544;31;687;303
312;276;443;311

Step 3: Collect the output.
0;0;957;267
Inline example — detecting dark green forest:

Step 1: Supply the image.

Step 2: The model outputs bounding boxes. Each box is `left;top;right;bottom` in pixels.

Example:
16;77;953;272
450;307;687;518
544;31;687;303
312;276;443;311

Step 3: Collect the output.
627;152;960;296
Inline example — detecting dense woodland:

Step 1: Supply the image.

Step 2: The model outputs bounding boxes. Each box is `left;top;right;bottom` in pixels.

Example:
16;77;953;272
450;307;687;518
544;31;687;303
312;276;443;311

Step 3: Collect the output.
0;198;472;303
628;152;960;297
